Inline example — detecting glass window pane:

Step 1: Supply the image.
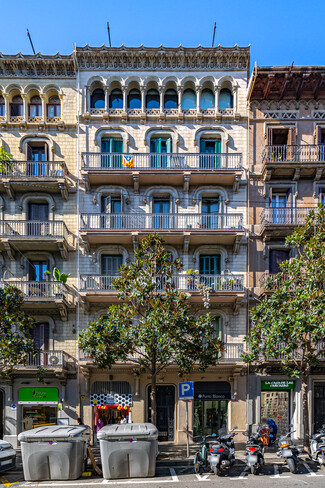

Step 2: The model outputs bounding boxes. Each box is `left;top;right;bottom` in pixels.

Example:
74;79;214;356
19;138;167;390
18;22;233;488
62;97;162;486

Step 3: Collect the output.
200;89;215;109
182;89;196;109
146;89;159;109
164;89;177;109
219;88;233;109
128;89;141;109
110;89;123;109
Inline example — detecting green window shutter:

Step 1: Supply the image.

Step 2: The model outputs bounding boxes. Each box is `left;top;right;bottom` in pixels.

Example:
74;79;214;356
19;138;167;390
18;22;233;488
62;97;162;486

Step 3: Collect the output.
200;139;206;153
214;139;221;154
150;138;162;153
213;317;222;340
113;139;123;153
166;138;172;153
101;138;110;153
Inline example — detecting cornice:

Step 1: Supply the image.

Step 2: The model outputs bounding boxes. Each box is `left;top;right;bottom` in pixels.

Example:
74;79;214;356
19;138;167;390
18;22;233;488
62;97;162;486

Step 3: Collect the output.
0;53;75;78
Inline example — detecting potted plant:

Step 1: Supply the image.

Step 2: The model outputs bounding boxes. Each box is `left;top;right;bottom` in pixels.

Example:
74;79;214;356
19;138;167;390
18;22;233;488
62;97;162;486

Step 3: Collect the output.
185;268;198;290
0;146;13;176
45;267;71;298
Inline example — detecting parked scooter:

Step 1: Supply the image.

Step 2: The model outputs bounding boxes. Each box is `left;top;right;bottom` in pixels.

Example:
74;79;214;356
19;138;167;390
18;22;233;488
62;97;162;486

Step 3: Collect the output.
243;426;265;475
193;434;215;474
277;428;301;474
209;426;238;476
310;423;325;469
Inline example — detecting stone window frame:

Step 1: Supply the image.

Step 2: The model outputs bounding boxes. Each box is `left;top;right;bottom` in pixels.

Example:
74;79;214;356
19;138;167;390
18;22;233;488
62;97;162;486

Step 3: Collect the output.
18;193;56;219
192;186;229;213
143;186;180;214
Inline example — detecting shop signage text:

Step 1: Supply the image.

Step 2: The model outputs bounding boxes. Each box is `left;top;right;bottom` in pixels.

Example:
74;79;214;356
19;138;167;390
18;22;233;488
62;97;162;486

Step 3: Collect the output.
18;388;59;405
261;380;295;390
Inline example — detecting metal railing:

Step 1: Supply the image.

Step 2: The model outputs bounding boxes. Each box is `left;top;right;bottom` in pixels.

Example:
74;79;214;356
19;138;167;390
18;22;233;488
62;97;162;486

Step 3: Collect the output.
0;220;69;239
0;281;68;298
263;145;325;163
261;207;314;226
80;273;245;292
0;161;67;177
81;152;242;170
18;350;75;369
80;213;243;231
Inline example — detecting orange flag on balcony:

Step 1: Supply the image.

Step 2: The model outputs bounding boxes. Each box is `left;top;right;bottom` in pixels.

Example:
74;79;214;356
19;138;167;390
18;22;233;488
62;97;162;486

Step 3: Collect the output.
122;155;134;168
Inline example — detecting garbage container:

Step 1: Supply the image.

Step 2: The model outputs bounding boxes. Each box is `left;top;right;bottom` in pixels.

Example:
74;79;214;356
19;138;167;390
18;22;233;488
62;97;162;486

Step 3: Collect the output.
18;425;91;481
98;423;158;479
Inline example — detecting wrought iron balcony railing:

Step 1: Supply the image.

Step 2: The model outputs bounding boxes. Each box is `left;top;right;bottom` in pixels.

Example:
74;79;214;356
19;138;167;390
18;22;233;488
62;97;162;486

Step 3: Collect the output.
0;161;67;177
80;273;245;293
80;213;243;231
0;220;69;239
261;207;313;226
0;280;69;299
262;145;325;164
82;152;242;170
18;350;76;369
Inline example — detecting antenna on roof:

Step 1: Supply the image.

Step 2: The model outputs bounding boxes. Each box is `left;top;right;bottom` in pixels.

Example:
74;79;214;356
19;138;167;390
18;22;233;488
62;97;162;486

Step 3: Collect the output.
27;29;36;55
290;61;294;71
107;22;112;47
212;22;216;47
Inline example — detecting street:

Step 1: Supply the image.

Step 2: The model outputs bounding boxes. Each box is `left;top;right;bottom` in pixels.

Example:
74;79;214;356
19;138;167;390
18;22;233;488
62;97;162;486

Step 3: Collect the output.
1;461;324;488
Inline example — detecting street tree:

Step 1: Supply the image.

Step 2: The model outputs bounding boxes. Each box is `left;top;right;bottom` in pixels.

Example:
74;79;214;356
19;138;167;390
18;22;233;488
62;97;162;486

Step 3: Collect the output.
0;285;36;377
244;205;325;448
79;234;223;425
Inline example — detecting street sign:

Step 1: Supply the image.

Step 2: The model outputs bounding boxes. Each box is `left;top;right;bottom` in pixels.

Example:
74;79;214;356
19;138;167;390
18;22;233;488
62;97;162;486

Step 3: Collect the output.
179;381;194;400
11;404;17;411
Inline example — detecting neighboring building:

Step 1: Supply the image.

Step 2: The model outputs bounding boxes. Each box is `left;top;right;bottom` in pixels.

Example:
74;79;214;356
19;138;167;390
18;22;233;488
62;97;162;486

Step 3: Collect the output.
247;65;325;438
0;53;78;446
76;45;250;442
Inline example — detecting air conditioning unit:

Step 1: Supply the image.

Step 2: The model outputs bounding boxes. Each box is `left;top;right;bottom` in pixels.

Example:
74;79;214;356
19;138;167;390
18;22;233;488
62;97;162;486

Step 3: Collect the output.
48;354;60;366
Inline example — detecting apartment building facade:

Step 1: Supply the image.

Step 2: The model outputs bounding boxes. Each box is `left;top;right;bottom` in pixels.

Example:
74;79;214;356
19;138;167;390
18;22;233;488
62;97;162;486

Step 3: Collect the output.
247;65;325;438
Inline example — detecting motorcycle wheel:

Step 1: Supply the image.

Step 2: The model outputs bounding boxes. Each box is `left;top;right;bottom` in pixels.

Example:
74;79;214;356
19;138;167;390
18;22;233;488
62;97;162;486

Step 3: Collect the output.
194;455;201;474
287;458;297;474
213;466;223;476
250;465;257;475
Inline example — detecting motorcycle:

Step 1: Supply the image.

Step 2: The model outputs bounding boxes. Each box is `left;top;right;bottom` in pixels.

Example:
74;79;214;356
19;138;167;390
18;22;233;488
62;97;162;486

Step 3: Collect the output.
209;426;238;476
310;423;325;469
243;426;265;475
277;428;301;474
193;434;215;474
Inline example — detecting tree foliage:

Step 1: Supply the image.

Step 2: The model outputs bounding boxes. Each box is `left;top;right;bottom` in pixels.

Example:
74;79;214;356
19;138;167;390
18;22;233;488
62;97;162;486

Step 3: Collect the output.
0;286;36;378
244;205;325;446
79;234;223;423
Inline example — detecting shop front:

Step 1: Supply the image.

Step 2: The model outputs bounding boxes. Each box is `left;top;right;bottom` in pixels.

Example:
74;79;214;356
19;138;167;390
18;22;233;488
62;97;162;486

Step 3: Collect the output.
314;382;325;433
18;387;59;431
193;381;231;437
260;380;295;436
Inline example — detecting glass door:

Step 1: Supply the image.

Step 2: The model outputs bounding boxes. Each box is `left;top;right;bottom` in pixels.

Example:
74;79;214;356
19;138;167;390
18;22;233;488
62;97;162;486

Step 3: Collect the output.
202;198;220;229
28;145;47;176
314;383;325;433
101;255;123;290
193;400;228;437
199;255;221;289
150;138;172;168
271;194;287;224
101;138;123;168
200;139;221;168
153;198;170;229
27;203;49;236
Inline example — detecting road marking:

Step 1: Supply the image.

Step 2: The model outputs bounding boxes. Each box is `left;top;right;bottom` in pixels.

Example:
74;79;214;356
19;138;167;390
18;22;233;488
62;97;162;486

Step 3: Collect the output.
195;473;210;481
0;477;22;487
169;468;179;482
270;464;291;478
303;461;324;477
233;470;248;479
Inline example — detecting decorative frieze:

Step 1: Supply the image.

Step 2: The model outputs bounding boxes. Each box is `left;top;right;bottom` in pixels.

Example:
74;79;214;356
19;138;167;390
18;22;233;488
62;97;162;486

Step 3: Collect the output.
263;110;298;120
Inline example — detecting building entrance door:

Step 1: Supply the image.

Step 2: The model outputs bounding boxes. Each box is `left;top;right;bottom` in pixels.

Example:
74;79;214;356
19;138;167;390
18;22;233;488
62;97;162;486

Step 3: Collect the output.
148;385;175;441
314;383;325;432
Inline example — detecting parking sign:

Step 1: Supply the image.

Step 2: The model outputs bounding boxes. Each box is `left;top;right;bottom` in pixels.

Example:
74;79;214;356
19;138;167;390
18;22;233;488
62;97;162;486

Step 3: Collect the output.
179;381;194;400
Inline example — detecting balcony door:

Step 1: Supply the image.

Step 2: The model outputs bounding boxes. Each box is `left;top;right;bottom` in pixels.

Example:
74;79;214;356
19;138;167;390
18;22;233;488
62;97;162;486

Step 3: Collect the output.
28;203;49;235
200;139;221;168
150;137;172;168
101;196;122;229
28;261;48;281
101;254;122;290
269;249;290;275
199;255;221;289
27;144;47;176
101;138;123;168
202;197;220;229
153;198;170;229
271;194;287;224
32;323;50;367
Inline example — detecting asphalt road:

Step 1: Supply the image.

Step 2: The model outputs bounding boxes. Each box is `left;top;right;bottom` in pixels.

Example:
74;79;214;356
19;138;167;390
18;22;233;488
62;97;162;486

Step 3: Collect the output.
1;461;324;488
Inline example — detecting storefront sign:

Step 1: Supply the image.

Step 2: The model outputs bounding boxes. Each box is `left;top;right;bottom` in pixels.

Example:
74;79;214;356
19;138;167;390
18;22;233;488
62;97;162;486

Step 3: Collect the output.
18;388;59;405
194;382;231;400
90;393;133;407
261;380;295;390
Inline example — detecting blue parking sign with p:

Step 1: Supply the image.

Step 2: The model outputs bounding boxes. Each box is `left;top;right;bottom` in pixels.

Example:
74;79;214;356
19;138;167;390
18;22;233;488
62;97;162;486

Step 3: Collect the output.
179;381;194;400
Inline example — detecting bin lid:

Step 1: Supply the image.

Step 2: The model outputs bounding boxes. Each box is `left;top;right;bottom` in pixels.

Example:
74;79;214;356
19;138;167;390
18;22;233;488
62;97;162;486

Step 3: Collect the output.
97;423;158;440
18;425;91;442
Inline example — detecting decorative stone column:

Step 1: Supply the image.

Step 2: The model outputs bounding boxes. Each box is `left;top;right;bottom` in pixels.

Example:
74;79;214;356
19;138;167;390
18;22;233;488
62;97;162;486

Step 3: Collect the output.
122;85;127;112
159;86;164;113
85;86;90;113
140;85;145;114
105;86;109;112
233;86;238;113
215;86;220;115
4;96;9;123
177;86;182;114
40;95;46;121
196;86;201;114
22;94;28;122
59;94;64;122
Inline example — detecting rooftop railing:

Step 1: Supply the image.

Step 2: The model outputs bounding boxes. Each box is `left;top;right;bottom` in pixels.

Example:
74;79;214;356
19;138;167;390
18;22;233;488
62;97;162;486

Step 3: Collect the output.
81;152;242;170
260;207;314;226
263;145;325;164
80;213;243;231
0;220;69;239
0;161;67;177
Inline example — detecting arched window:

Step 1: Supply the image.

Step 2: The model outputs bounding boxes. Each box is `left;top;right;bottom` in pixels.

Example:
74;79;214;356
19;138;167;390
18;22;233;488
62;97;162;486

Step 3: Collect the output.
109;89;123;109
29;96;42;117
146;89;159;109
219;88;233;109
0;96;5;117
127;89;141;109
10;95;23;117
47;96;61;118
91;88;105;109
200;89;215;109
164;89;177;109
182;89;196;109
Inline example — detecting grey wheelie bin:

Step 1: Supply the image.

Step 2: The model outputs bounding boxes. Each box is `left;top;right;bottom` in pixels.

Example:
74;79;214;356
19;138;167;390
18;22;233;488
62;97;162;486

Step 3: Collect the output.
98;423;158;479
18;425;91;481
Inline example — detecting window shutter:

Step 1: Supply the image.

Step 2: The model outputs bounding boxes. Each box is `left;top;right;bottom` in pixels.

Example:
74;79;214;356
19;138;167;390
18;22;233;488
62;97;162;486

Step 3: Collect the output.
101;195;111;213
269;186;273;206
288;127;296;146
166;137;172;153
267;127;273;146
316;125;322;145
43;323;50;351
200;139;206;153
113;139;123;153
215;139;221;154
27;144;33;161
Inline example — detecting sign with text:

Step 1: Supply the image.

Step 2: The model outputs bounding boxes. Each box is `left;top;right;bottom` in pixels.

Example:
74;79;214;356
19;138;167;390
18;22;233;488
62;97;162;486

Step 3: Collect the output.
261;380;295;390
18;387;59;405
179;382;194;400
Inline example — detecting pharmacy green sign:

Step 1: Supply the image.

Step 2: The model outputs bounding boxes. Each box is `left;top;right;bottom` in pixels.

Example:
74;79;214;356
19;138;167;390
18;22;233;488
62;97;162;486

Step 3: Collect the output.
18;388;59;405
261;380;295;390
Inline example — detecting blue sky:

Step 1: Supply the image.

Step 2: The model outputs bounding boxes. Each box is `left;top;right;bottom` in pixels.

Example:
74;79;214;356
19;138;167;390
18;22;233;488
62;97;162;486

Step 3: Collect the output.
1;0;324;70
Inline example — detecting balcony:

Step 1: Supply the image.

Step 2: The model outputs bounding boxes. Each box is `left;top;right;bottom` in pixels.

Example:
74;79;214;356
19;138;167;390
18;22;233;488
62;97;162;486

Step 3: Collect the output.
17;350;76;372
80;273;245;306
81;152;243;190
262;145;325;180
79;342;245;364
0;161;69;200
0;220;72;260
0;281;75;320
80;212;244;249
260;207;313;237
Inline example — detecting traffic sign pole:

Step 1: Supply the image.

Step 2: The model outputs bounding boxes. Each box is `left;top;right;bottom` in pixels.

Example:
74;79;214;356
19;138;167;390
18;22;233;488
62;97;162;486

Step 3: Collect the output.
186;400;189;458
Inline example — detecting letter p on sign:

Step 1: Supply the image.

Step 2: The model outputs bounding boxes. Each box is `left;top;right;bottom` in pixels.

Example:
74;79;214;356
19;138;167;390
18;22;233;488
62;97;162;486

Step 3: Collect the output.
179;381;194;400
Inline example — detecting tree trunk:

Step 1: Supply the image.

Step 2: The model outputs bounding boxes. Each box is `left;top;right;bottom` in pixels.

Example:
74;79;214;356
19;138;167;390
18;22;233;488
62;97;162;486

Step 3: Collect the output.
150;371;157;427
301;372;310;450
